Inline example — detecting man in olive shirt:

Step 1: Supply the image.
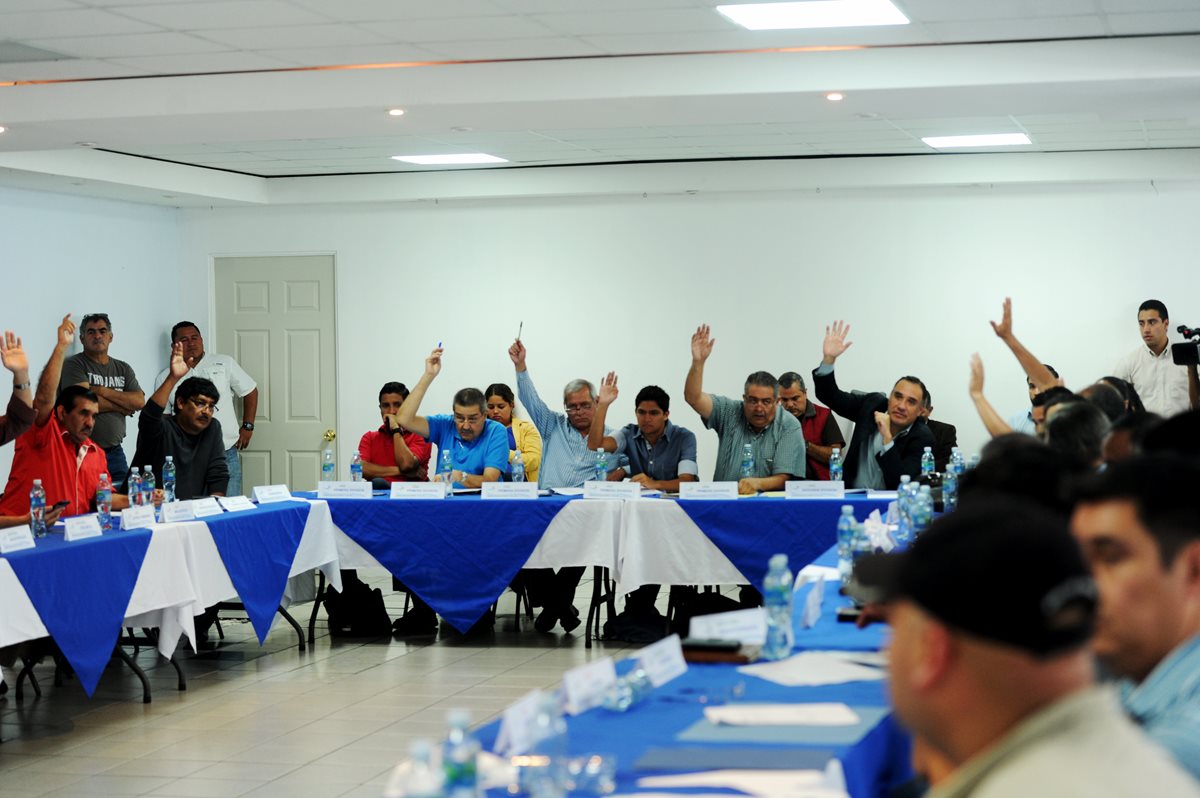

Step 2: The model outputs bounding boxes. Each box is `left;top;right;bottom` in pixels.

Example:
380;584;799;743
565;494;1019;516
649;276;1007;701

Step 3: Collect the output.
684;325;806;493
60;313;144;484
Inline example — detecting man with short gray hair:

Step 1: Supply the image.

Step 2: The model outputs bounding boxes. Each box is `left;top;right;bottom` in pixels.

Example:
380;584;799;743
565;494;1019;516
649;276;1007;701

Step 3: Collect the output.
778;371;844;480
509;338;617;633
684;325;806;493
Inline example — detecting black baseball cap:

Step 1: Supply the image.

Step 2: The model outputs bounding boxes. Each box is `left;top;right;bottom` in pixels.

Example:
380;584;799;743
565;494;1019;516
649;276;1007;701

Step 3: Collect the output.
853;499;1097;658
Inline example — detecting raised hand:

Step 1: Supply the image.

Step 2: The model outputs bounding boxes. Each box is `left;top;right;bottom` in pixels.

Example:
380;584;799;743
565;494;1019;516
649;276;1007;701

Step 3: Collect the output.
598;371;619;406
168;341;188;380
56;314;75;349
508;339;527;371
424;347;443;379
969;353;985;398
0;331;28;374
822;321;853;364
990;297;1013;340
691;325;715;362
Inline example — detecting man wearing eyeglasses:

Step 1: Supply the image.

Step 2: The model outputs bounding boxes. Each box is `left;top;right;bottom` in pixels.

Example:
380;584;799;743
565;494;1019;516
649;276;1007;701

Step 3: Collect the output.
128;341;229;499
684;325;807;494
59;313;145;485
154;322;257;496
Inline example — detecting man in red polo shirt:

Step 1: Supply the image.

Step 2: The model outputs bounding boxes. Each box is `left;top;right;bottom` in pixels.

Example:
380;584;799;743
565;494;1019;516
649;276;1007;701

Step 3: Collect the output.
778;371;845;480
0;315;130;524
358;381;431;485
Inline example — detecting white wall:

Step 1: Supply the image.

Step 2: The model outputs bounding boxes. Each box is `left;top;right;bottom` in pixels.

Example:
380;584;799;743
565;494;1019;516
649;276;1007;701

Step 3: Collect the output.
177;170;1200;479
0;186;183;480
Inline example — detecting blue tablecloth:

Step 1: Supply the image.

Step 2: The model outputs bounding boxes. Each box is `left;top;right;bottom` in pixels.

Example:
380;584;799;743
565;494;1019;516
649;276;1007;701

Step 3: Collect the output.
2;527;152;696
204;501;312;642
322;494;575;632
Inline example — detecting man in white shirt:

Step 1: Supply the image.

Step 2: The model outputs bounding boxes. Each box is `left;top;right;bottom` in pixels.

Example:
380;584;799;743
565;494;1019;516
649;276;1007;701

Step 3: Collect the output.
154;321;258;496
1113;300;1192;418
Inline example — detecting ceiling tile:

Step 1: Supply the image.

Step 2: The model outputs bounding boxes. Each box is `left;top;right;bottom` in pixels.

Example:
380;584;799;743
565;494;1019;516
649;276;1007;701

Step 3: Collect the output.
103;50;298;72
419;37;603;59
491;0;696;11
897;0;1050;22
924;15;1109;41
1099;0;1200;12
0;58;147;81
1106;10;1200;33
285;0;506;21
260;43;442;67
532;8;734;37
114;1;328;30
25;32;229;58
0;8;160;37
366;15;559;42
196;23;391;49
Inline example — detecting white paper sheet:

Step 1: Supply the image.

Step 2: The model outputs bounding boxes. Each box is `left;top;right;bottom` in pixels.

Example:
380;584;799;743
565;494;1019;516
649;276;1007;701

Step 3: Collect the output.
738;651;887;687
704;703;860;726
637;765;848;798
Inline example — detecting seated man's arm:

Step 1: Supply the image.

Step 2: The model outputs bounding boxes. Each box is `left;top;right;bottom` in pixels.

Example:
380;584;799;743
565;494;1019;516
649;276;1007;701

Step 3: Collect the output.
805;412;846;466
738;426;805;494
684;325;715;421
510;341;557;437
587;372;621;453
454;424;507;489
359;432;400;480
33;315;75;427
812;320;867;421
206;421;230;496
877;428;928;489
991;298;1058;392
90;385;145;415
395;348;441;439
632;429;699;492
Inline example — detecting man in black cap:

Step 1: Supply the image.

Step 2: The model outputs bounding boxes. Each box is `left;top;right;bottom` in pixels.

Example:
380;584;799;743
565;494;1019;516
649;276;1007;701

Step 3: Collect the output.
853;501;1198;797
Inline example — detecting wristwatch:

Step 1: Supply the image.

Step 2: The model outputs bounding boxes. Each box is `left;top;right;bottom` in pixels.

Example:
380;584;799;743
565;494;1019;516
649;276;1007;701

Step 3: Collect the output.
12;382;30;391
241;422;255;431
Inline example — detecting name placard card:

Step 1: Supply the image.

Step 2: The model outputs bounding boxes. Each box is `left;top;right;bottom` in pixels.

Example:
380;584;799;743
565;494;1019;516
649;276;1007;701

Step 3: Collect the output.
583;480;641;500
786;480;846;500
161;501;196;523
317;481;373;499
219;495;257;512
637;634;688;687
801;576;826;629
252;484;293;504
688;607;768;645
0;525;36;554
390;482;446;500
481;482;539;500
120;505;157;530
562;658;618;716
494;689;546;755
64;514;103;542
192;497;224;517
679;481;739;500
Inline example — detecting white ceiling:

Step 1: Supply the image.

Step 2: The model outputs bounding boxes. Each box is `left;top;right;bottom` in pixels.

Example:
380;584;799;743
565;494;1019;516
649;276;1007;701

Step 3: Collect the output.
0;0;1199;203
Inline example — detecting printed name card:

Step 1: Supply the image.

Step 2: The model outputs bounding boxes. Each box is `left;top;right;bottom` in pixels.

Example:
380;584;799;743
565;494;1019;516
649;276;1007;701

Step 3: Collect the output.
317;481;373;499
688;607;768;645
161;501;196;523
252;484;293;504
562;658;618;715
120;505;157;530
0;525;36;553
679;481;739;500
494;689;547;755
64;514;103;542
192;497;224;517
390;482;447;500
786;480;845;500
800;576;826;629
583;480;641;500
218;495;257;512
481;482;539;500
637;634;688;687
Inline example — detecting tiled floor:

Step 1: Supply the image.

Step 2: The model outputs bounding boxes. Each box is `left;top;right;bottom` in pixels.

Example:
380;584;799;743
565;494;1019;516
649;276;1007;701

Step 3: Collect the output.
0;570;641;797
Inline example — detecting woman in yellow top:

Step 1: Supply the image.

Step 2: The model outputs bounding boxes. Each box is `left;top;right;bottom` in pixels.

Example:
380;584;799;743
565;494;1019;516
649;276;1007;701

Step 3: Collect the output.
485;383;542;483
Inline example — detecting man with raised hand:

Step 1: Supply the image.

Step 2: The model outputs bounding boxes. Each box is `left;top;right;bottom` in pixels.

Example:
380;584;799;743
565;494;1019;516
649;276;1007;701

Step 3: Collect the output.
812;321;932;490
0;329;35;448
684;324;806;493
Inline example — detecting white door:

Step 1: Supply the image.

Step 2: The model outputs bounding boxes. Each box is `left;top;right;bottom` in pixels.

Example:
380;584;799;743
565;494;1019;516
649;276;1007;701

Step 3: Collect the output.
214;255;336;492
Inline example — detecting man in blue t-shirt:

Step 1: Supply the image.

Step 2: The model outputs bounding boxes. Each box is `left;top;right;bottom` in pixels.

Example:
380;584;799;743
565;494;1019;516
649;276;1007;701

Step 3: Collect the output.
391;347;509;635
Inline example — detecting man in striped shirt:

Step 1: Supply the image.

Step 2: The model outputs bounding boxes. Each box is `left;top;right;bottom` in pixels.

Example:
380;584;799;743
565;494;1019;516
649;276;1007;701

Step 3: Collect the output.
509;339;617;633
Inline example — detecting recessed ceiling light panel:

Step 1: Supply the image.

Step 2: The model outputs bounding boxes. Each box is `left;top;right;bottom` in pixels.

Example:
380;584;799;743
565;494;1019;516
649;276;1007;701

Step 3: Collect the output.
825;92;845;102
717;0;909;30
387;108;405;117
391;153;508;165
922;133;1032;149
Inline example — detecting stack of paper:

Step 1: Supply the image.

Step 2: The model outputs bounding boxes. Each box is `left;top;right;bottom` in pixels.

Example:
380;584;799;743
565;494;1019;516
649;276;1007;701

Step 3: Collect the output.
704;703;860;726
738;651;887;687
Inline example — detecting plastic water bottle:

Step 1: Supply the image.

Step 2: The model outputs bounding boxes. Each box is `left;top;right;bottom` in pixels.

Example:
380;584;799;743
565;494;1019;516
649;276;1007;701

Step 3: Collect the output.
968;453;981;470
762;553;794;661
950;447;965;473
162;456;176;503
895;475;913;545
603;666;653;712
525;693;568;798
511;450;525;483
851;520;874;564
593;448;607;482
740;443;754;478
920;446;935;475
321;443;335;482
142;467;156;508
29;479;47;538
403;740;445;798
96;472;112;531
349;451;363;482
442;709;480;798
912;485;934;537
943;448;963;513
829;447;843;482
836;505;857;580
128;467;144;506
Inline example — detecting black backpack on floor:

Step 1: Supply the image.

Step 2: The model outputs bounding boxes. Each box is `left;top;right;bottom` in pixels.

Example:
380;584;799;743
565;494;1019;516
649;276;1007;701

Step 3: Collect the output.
323;580;392;637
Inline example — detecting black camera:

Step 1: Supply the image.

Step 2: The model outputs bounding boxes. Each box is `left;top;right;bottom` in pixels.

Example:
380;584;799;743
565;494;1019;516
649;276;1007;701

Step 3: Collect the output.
1172;325;1200;367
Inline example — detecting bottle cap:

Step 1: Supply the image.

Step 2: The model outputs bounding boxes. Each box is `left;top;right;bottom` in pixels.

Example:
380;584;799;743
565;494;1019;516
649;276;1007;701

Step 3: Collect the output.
769;553;788;569
32;478;42;485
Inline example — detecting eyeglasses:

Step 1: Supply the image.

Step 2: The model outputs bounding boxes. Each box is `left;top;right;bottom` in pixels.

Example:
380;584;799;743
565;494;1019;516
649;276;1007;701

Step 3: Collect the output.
564;403;594;413
187;397;218;413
